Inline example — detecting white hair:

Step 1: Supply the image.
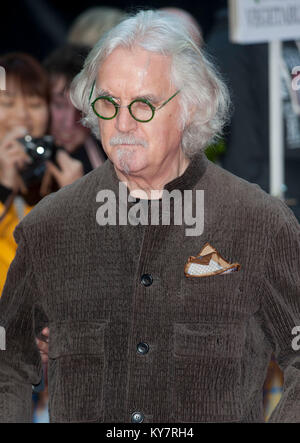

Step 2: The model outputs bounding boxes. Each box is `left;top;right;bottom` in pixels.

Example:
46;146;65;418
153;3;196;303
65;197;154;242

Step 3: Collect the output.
71;9;231;157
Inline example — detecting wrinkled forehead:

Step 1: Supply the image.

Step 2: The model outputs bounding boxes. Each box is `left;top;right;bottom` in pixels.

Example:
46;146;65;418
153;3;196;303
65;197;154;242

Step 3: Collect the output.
96;46;173;96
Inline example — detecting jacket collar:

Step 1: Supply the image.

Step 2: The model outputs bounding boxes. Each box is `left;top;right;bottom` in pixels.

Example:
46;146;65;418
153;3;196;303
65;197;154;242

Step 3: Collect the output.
164;151;208;192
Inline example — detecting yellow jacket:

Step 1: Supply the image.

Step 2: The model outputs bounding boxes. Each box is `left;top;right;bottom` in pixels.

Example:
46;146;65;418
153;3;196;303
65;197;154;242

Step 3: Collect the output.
0;201;31;296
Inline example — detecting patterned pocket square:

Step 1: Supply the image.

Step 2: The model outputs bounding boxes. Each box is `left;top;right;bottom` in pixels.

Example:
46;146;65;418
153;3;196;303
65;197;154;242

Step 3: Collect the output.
184;243;241;278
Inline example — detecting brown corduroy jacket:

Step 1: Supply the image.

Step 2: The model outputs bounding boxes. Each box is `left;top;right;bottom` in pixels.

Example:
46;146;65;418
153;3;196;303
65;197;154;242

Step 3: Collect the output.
0;152;299;423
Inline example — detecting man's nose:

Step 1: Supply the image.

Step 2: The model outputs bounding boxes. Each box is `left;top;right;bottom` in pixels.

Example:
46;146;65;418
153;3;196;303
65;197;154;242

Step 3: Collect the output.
114;106;137;133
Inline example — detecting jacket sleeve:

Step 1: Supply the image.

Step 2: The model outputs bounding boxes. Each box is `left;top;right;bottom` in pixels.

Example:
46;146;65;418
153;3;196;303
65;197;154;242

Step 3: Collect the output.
0;225;42;423
262;206;300;422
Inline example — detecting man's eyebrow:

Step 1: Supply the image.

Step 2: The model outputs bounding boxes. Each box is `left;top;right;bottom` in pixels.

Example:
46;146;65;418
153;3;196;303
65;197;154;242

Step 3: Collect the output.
96;87;113;97
134;93;161;104
95;87;162;104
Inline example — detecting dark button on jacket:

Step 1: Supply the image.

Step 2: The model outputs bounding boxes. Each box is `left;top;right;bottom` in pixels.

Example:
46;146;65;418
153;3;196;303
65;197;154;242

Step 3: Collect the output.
141;274;153;287
131;412;144;423
137;342;150;355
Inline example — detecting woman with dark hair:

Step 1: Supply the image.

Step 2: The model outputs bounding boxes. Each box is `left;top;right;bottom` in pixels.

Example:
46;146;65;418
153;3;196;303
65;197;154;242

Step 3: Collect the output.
44;44;106;175
0;53;51;294
0;53;83;295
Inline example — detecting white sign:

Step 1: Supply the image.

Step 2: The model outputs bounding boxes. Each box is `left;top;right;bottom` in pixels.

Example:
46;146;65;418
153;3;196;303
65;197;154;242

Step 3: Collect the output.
229;0;300;44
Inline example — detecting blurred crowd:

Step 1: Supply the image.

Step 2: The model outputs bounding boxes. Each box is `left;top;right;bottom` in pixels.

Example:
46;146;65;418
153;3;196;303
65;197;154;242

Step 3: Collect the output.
1;3;299;424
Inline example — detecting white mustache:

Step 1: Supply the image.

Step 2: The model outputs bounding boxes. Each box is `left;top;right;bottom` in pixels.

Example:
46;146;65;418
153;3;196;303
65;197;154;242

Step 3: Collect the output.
110;135;148;148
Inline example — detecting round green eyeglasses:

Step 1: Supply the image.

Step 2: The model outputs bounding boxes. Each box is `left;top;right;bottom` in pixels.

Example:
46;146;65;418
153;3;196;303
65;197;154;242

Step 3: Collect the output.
90;82;180;123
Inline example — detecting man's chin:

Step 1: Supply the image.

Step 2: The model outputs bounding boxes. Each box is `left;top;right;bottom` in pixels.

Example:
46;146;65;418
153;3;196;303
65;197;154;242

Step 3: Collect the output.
114;147;147;175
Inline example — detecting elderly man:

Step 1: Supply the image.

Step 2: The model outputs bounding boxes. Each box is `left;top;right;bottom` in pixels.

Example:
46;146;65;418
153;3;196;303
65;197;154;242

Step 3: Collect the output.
0;10;299;423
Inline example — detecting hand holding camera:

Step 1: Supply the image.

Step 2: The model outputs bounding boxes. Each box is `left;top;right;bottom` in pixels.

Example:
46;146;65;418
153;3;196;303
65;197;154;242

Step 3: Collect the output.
46;150;84;188
18;134;84;190
0;127;32;193
0;127;84;201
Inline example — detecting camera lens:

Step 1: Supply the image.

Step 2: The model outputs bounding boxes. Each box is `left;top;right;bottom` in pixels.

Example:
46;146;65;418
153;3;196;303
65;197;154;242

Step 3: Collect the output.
36;146;45;155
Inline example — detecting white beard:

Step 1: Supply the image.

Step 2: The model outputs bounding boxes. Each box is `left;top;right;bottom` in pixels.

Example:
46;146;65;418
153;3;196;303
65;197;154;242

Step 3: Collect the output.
116;148;136;174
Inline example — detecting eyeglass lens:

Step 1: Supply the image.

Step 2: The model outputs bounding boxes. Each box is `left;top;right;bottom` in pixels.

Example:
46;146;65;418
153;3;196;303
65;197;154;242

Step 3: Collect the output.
93;98;154;121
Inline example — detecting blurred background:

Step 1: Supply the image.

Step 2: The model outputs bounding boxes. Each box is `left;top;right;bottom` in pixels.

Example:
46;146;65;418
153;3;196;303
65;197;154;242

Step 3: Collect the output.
1;0;298;423
0;1;225;59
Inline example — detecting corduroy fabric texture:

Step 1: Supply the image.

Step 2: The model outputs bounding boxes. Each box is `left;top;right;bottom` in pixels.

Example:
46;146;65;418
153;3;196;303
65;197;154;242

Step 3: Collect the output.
0;151;299;423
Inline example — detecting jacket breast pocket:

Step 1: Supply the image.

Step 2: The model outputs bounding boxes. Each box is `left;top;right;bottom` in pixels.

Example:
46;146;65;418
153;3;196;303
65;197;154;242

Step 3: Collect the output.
48;321;107;423
180;270;249;321
172;321;244;422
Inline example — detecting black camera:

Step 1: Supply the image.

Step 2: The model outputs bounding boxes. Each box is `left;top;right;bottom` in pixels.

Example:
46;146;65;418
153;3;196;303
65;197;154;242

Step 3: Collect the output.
18;135;59;187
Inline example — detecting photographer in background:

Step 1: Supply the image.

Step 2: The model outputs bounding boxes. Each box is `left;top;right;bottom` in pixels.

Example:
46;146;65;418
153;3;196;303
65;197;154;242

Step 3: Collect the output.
0;53;83;296
44;44;106;185
0;53;50;295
